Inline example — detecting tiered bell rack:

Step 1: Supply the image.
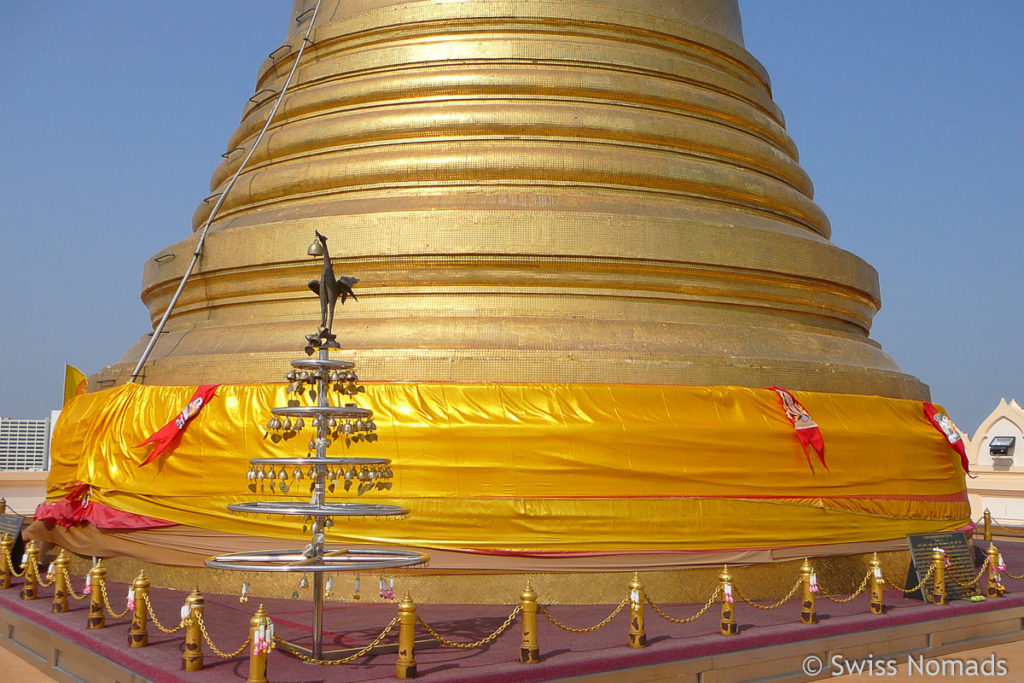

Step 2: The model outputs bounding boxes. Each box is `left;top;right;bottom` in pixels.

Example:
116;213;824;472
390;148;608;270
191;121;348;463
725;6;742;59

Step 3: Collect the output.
207;232;427;660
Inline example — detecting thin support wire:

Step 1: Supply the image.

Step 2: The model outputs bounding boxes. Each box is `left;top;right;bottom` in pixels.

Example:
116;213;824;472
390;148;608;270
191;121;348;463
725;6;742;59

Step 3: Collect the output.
129;0;323;382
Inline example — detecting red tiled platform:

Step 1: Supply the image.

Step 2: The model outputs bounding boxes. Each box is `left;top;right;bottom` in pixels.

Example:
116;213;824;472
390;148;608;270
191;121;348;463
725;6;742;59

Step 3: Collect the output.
4;542;1024;682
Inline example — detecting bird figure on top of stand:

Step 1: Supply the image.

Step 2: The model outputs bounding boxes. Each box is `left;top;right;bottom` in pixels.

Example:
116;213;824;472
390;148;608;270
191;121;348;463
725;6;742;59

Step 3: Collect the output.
306;231;358;354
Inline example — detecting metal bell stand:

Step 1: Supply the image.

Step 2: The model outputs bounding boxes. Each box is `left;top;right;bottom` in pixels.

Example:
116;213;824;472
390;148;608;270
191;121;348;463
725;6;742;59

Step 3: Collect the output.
206;232;427;660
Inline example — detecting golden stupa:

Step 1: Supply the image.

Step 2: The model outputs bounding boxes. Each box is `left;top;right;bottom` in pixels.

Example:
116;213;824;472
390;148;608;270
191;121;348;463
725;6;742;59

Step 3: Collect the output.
97;0;923;397
44;0;967;569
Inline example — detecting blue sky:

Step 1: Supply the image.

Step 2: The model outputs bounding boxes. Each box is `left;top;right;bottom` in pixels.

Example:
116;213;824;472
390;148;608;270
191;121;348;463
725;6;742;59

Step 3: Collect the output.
0;2;1020;435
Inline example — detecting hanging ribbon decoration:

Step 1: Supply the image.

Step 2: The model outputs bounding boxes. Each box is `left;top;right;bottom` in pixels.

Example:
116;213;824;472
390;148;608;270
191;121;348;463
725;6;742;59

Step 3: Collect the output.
923;402;970;475
767;387;827;470
136;385;219;466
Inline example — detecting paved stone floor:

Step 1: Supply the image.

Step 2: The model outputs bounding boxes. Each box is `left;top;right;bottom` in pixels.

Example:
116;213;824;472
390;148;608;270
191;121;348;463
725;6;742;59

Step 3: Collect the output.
829;638;1024;681
7;638;1024;682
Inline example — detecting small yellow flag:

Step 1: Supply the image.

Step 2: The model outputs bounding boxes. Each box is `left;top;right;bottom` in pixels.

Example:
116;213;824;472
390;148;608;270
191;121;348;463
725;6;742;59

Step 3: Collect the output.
64;364;88;406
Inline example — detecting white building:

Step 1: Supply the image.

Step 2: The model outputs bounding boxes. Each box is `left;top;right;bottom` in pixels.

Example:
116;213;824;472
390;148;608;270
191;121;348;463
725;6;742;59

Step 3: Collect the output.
966;399;1024;526
0;412;59;516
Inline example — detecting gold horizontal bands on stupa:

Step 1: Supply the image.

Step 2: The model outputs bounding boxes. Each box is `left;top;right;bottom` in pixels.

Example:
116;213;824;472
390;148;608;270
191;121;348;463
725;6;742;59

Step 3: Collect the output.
98;0;927;399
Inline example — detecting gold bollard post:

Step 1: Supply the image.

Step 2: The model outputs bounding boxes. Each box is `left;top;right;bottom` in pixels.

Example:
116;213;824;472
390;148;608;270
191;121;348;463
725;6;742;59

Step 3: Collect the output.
21;540;39;600
984;509;992;543
248;605;270;683
0;533;13;590
930;548;947;606
88;561;107;629
128;571;150;647
869;553;885;614
719;565;737;636
519;582;540;664
986;543;1005;598
396;592;417;679
182;588;205;671
0;497;5;514
800;558;817;624
52;549;71;613
628;572;647;648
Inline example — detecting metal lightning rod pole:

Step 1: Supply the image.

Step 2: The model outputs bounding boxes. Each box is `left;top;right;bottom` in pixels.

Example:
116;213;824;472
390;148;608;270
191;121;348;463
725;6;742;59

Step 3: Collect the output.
130;0;323;382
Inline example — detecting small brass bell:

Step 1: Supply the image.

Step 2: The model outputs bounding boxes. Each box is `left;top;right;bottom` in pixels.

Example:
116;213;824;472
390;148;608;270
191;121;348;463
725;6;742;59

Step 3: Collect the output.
293;417;304;431
298;576;309;589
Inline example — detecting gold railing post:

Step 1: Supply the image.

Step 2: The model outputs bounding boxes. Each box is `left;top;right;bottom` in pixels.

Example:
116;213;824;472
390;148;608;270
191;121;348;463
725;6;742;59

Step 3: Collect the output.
248;604;270;683
800;558;817;624
128;571;150;647
986;543;1005;598
396;592;417;679
869;553;885;614
88;561;107;629
182;588;205;671
519;582;540;663
930;548;947;605
0;497;5;514
0;533;12;589
21;540;39;600
719;565;737;635
52;549;70;613
984;509;992;542
628;572;647;648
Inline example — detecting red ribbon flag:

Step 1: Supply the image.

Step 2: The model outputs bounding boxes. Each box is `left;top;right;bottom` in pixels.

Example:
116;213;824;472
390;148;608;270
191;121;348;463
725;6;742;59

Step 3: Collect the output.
923;402;970;475
136;385;219;466
767;386;827;470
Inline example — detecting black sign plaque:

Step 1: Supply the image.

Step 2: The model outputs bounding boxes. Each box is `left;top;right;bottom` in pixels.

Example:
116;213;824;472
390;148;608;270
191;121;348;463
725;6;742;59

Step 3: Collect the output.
0;512;26;562
0;512;24;540
905;530;979;601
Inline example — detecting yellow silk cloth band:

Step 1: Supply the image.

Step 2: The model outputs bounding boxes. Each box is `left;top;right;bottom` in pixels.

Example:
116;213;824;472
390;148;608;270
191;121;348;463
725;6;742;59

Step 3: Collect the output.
48;382;969;553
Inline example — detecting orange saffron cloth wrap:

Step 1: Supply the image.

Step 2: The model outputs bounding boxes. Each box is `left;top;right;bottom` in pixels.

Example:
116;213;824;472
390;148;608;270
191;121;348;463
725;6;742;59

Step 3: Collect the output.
47;383;970;554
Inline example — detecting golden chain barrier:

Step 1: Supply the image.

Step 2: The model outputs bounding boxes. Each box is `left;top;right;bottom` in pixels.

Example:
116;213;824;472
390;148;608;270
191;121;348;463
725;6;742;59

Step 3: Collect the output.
274;616;400;665
947;557;990;590
61;568;88;601
883;562;936;594
733;578;802;610
194;612;252;659
538;597;629;634
645;585;722;624
145;595;184;634
418;606;521;649
2;543;25;578
32;562;55;588
818;570;873;604
100;579;132;618
1003;564;1024;581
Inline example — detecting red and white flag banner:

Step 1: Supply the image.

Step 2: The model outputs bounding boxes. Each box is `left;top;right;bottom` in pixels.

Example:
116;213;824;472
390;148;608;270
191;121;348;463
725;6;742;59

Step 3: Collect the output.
136;385;219;466
923;402;970;475
767;386;827;470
